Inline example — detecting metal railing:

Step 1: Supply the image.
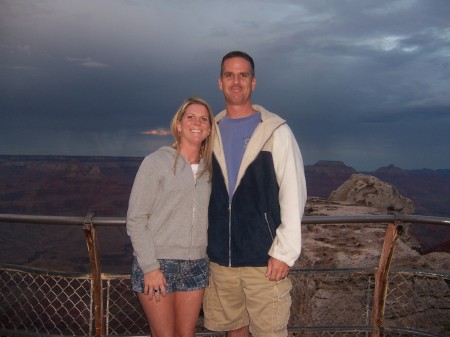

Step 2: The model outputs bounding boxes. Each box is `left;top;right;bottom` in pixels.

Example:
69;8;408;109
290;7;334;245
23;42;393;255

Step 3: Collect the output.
1;213;449;337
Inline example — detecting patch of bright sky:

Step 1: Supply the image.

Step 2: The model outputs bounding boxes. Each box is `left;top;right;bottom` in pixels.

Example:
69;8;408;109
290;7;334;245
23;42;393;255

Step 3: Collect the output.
364;0;418;16
348;35;418;53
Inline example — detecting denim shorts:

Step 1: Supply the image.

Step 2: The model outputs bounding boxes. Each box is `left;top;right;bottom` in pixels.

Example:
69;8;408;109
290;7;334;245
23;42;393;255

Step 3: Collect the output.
131;257;209;294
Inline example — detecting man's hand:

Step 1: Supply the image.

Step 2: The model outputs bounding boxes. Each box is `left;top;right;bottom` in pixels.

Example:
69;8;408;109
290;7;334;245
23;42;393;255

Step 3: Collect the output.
265;257;290;281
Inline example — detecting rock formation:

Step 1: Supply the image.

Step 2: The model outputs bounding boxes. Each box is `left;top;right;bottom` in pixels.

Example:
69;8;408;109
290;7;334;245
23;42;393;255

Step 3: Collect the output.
328;173;415;214
298;173;448;270
289;174;449;335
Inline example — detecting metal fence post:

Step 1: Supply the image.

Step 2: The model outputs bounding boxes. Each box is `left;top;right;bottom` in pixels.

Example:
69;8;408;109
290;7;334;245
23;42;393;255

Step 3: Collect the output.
83;212;104;337
371;221;402;337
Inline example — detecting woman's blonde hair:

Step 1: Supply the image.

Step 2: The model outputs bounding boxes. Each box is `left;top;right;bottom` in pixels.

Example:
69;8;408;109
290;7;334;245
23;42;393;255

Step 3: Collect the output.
170;96;216;180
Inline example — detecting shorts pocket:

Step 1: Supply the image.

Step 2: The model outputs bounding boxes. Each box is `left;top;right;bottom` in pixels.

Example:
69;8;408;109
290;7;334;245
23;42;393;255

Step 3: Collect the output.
203;274;219;323
274;278;292;330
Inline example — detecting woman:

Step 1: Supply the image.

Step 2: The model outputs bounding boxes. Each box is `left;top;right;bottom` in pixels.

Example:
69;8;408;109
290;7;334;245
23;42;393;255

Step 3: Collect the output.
126;97;216;337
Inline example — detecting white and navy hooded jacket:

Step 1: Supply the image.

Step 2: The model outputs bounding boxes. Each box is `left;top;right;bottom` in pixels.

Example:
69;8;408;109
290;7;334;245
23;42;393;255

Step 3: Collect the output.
207;105;307;268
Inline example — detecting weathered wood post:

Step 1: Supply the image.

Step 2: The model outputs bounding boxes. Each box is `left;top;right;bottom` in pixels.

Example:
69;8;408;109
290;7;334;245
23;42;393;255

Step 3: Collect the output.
371;221;402;337
83;212;104;337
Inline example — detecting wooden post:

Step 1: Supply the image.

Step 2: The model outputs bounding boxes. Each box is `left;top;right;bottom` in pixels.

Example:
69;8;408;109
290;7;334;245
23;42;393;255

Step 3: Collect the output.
83;212;104;337
371;222;401;337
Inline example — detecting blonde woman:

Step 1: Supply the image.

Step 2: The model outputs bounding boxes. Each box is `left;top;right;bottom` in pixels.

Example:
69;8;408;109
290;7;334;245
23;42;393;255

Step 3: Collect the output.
127;97;216;337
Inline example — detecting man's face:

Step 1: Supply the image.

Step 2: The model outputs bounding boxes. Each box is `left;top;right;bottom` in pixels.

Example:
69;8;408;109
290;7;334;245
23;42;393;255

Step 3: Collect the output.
219;57;256;106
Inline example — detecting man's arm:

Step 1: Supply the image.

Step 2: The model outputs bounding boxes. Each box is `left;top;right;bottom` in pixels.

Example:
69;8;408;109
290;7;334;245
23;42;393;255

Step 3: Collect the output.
268;124;307;267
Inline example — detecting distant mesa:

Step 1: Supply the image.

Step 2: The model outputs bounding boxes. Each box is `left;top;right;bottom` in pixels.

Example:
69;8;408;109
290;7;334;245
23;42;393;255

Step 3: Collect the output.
313;160;349;167
0;155;449;256
374;163;409;175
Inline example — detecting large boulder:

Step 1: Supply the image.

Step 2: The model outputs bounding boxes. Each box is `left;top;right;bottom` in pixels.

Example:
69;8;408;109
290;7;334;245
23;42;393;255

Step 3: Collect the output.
291;196;449;335
328;173;415;214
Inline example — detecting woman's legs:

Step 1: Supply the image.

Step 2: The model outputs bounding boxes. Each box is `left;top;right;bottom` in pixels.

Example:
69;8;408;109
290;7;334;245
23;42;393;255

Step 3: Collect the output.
138;288;205;337
174;289;205;337
138;292;175;337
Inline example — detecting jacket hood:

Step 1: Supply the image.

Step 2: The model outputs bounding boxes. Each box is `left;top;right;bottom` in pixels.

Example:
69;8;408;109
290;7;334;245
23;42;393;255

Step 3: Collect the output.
215;105;285;126
213;105;287;193
214;105;286;158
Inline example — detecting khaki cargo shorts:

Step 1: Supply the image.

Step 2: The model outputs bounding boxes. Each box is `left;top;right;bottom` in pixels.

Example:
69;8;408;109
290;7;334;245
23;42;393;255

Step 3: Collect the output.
203;262;292;337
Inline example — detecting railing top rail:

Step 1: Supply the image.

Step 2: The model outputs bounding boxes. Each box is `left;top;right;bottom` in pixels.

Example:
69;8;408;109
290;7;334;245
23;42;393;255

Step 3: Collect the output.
1;213;449;227
302;214;450;226
0;263;92;279
0;214;122;226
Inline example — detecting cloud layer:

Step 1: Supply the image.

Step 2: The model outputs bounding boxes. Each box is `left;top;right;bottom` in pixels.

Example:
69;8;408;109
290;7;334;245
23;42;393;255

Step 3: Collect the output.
1;0;449;170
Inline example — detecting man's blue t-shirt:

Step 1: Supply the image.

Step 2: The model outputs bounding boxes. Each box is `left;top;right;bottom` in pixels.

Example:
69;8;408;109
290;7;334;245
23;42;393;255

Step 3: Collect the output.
219;112;261;201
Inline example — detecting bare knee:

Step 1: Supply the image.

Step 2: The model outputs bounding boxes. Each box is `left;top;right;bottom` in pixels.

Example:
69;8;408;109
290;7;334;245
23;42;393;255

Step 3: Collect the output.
227;325;249;337
174;327;196;337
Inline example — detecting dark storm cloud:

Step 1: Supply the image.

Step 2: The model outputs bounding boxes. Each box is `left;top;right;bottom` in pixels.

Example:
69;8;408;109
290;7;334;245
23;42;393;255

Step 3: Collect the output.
0;0;449;170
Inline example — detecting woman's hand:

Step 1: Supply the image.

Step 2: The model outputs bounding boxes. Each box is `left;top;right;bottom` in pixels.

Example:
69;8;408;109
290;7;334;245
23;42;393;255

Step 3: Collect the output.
143;269;167;302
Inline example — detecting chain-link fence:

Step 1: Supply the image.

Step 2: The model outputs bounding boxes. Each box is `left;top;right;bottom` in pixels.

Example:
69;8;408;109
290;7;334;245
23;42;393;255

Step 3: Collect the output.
1;265;448;337
384;271;450;336
0;266;94;336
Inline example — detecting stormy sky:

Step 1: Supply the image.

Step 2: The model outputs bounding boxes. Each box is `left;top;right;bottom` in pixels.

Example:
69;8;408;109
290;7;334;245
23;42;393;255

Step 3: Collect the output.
1;0;449;171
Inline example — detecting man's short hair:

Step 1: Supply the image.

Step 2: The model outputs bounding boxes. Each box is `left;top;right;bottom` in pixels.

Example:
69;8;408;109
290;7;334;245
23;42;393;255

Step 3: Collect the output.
221;51;255;76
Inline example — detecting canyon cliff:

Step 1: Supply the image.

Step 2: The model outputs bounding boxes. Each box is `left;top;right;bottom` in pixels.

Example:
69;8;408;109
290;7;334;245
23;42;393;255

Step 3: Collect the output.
0;155;449;273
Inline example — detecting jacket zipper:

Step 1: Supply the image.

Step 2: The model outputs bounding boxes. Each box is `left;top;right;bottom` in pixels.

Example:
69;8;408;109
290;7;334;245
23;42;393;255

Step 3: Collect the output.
228;203;232;266
189;178;197;259
264;212;274;240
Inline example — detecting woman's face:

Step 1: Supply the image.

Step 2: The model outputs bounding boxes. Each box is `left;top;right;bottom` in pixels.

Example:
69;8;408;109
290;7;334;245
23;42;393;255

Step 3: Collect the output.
177;103;211;146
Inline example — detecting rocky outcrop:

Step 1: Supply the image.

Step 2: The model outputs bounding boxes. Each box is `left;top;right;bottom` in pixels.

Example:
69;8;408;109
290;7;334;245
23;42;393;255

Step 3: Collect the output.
290;175;449;335
297;197;442;270
328;173;415;214
298;174;447;269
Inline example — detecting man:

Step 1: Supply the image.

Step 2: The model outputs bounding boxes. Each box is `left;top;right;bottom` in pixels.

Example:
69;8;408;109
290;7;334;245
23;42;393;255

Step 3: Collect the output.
203;50;307;337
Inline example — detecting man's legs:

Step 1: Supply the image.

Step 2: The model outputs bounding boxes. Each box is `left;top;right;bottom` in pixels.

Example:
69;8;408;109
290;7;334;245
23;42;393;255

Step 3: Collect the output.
242;267;292;337
228;325;249;337
203;263;249;332
204;264;292;337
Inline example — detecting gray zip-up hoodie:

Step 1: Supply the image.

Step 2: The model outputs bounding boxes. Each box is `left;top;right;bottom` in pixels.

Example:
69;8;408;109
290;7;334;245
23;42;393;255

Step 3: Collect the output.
126;146;210;274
